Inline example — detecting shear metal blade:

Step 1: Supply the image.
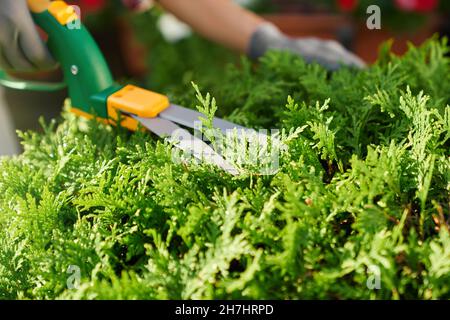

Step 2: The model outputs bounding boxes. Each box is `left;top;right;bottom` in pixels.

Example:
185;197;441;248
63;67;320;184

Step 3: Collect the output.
133;115;239;175
159;104;246;133
159;104;271;144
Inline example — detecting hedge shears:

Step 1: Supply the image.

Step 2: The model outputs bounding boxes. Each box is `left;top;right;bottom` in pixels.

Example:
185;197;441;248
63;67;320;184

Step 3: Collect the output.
0;0;246;175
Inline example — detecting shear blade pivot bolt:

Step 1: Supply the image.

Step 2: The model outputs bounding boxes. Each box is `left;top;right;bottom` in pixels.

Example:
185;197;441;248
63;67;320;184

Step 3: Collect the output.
71;65;79;75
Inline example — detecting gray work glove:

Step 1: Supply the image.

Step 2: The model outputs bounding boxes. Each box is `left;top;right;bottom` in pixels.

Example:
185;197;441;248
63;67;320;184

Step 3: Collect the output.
248;23;365;71
0;0;55;72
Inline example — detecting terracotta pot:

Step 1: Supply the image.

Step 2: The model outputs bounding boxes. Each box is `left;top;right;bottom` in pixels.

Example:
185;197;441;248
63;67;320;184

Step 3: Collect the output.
353;15;442;62
264;14;353;39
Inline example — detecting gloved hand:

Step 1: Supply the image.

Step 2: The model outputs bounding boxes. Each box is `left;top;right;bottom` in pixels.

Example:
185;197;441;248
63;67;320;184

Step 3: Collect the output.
0;0;55;72
248;23;365;71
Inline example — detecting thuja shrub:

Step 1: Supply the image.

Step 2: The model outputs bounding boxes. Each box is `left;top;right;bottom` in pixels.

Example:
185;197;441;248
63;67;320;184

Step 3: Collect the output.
0;38;449;300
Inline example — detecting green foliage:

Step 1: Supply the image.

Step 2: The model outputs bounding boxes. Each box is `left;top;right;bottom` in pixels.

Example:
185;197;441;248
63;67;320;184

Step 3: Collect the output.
0;38;449;300
129;8;239;95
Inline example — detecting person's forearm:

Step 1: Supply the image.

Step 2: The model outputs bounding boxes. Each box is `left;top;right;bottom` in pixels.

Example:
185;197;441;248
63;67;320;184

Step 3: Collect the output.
157;0;265;53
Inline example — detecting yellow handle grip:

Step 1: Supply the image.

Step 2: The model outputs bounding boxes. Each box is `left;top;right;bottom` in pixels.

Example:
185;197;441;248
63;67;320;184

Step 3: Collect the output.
27;0;51;13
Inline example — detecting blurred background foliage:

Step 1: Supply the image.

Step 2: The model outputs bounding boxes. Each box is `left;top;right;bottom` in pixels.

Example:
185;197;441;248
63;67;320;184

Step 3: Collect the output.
69;0;449;98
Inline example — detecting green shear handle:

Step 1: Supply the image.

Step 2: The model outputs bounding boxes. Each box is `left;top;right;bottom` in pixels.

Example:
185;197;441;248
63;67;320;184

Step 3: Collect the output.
0;0;117;119
0;70;66;91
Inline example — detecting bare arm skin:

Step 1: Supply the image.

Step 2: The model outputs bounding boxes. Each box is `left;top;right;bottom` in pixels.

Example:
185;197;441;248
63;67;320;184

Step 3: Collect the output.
157;0;265;54
156;0;365;69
